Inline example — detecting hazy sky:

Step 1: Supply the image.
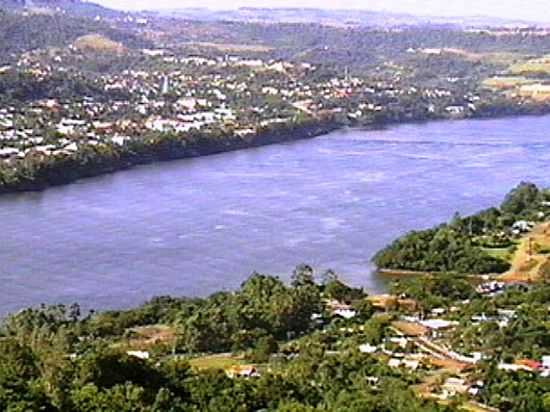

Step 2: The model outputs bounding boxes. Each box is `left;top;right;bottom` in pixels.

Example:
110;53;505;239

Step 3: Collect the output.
94;0;549;22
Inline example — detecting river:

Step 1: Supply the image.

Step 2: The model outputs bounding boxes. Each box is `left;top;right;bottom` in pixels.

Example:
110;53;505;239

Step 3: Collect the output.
1;115;549;315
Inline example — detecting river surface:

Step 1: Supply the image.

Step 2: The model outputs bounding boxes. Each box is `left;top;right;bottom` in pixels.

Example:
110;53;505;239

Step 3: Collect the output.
1;115;550;315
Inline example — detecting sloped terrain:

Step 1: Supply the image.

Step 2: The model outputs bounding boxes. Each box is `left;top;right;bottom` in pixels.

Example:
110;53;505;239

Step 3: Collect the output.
0;12;151;63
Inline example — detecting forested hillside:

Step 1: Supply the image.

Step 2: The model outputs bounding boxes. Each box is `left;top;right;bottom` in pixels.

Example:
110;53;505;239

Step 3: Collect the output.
0;12;150;62
374;183;549;274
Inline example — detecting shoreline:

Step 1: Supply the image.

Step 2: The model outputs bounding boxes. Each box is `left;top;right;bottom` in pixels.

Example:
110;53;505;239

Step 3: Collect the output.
0;119;340;195
2;107;550;195
0;118;546;317
377;268;498;282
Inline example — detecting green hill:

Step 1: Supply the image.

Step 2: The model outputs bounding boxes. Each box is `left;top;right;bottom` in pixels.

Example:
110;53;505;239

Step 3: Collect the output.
0;12;151;63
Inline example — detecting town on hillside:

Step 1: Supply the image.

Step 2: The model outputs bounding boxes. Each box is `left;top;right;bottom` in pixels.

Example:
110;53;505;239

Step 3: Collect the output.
3;8;550;191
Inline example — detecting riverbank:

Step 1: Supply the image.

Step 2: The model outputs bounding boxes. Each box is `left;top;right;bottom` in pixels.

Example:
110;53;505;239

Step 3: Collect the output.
1;115;550;315
377;268;494;284
0;118;341;194
373;183;550;283
2;101;550;195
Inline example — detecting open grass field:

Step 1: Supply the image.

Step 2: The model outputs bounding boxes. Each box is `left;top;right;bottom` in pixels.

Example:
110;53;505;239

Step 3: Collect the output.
481;76;536;90
188;354;245;370
509;55;550;75
428;357;470;373
442;48;524;66
181;41;273;53
119;324;176;350
74;34;126;54
391;320;428;337
480;246;514;262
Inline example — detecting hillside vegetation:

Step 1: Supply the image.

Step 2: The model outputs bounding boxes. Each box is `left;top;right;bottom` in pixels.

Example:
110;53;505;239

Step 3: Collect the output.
0;12;150;62
374;183;549;274
73;34;126;54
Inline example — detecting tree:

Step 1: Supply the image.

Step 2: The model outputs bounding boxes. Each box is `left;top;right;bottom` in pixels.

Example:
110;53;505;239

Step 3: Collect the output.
324;277;364;303
361;316;391;345
249;335;278;363
291;264;315;288
70;383;147;412
351;299;374;321
76;346;162;390
0;339;52;411
501;182;540;215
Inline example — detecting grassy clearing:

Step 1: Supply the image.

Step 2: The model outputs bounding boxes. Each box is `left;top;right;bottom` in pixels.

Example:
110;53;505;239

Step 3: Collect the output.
509;55;550;75
501;222;550;282
391;320;428;337
481;52;527;66
481;247;513;262
114;324;176;351
74;34;125;54
442;49;524;66
188;354;245;370
481;76;535;90
181;41;273;53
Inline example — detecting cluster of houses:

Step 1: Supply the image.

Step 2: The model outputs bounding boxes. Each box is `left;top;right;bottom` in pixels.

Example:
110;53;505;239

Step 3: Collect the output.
119;283;547;412
343;283;545;404
0;46;485;166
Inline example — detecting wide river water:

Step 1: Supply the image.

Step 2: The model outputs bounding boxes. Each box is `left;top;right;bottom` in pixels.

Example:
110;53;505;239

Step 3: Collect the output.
1;115;550;315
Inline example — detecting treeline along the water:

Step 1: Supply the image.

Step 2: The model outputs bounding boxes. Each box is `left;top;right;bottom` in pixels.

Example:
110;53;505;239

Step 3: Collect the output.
373;182;548;274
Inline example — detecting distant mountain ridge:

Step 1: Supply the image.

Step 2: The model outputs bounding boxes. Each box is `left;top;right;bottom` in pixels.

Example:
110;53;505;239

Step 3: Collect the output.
0;1;542;28
1;0;81;9
0;0;121;18
155;7;543;28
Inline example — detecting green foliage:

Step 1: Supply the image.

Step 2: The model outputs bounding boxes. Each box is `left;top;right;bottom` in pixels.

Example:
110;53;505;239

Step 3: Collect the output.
351;299;375;322
248;335;278;363
323;277;366;303
361;316;392;345
392;273;476;311
0;267;547;411
501;182;541;216
374;183;547;274
76;347;163;390
0;339;52;411
374;225;510;274
0;267;435;411
71;383;148;412
0;69;116;104
176;271;323;353
479;366;550;412
0;13;150;63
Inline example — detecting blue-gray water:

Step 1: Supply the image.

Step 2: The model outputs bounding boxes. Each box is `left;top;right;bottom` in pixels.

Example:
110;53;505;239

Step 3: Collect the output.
1;115;549;316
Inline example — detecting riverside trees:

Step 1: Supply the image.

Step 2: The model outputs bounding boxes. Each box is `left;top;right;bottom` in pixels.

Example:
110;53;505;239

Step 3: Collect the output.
373;183;550;275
